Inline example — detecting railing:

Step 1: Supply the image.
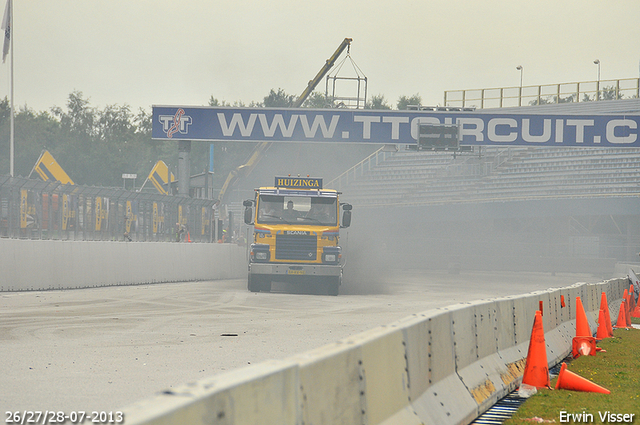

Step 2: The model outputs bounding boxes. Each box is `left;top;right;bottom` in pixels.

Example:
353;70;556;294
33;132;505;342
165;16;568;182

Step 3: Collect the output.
0;175;219;242
444;77;640;109
327;146;393;191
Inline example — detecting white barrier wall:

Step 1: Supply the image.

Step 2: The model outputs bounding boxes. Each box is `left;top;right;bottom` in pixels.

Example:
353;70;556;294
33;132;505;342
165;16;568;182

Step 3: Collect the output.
123;277;629;425
0;239;247;291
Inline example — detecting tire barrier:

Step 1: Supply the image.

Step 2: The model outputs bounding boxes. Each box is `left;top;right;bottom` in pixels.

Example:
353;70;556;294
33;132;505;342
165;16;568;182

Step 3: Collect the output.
122;277;628;425
0;239;247;291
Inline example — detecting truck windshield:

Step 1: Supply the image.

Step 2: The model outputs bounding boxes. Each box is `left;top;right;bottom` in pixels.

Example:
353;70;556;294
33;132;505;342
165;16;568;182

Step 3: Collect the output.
257;195;337;226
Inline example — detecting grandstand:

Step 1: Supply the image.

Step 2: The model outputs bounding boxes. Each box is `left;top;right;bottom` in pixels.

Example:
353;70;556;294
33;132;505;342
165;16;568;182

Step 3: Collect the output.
334;98;640;274
332;146;640;207
331;98;640;208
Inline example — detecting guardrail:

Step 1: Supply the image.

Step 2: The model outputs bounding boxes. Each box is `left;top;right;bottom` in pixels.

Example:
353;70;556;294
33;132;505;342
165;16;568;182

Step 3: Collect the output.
122;277;628;425
444;77;640;109
0;175;218;242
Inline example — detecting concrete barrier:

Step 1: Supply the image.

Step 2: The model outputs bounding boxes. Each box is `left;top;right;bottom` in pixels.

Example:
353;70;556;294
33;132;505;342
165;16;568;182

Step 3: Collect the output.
4;240;630;424
122;277;629;425
123;360;301;425
0;239;247;291
403;310;477;425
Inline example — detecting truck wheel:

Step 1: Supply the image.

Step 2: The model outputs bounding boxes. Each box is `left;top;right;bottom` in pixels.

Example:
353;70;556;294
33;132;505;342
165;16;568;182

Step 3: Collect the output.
248;274;261;292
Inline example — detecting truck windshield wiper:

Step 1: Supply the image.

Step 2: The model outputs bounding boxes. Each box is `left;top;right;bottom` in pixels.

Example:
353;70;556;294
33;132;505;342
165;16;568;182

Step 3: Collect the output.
300;216;335;225
300;216;322;223
262;214;299;224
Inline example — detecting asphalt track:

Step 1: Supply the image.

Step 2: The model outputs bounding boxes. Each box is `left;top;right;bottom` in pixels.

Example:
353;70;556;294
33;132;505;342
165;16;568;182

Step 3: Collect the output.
0;270;599;415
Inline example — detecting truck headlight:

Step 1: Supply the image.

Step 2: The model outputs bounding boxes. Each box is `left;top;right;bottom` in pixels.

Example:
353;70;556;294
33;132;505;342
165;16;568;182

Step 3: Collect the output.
251;244;270;262
322;247;341;264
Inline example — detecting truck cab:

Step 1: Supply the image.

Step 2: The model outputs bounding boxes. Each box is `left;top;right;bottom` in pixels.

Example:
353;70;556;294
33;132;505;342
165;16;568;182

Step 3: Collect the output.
243;176;352;295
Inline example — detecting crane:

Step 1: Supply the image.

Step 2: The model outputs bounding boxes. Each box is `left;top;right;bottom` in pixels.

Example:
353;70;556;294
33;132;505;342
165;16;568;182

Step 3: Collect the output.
217;38;353;206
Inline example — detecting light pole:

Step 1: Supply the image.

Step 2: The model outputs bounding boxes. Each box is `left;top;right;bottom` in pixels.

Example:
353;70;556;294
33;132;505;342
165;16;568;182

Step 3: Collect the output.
594;59;601;100
516;65;523;106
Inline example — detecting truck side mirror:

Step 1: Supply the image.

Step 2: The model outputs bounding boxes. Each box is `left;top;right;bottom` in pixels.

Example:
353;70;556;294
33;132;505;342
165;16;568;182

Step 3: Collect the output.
243;200;254;225
341;210;351;228
244;207;253;225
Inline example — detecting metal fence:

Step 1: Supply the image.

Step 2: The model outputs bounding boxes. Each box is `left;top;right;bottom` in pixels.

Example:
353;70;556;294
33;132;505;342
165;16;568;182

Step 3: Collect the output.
0;175;223;242
444;77;640;109
327;146;394;192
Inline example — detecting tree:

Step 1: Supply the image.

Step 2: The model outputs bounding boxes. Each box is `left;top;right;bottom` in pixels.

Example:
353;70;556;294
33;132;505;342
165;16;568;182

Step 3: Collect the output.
208;96;230;107
0;96;10;124
45;91;171;186
529;94;576;106
397;93;422;110
52;90;96;137
599;85;622;101
263;88;294;107
558;94;576;104
0;105;61;177
366;94;392;110
303;91;335;108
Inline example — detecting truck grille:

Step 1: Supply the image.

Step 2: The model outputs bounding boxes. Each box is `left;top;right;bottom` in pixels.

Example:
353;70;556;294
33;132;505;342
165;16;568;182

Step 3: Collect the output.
275;234;317;261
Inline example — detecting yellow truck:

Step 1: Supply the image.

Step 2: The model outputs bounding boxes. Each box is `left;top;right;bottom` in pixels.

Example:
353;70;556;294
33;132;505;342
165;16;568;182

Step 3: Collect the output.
243;176;352;295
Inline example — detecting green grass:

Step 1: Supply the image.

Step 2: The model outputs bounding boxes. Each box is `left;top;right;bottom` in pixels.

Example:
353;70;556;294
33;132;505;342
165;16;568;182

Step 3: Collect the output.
504;318;640;424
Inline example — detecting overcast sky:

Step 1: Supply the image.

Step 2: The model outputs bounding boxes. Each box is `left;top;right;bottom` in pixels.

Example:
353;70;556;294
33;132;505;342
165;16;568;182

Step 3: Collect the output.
1;0;639;114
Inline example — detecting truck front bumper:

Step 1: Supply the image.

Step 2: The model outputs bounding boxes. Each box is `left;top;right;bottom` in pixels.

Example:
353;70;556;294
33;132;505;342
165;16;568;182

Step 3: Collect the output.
248;262;342;277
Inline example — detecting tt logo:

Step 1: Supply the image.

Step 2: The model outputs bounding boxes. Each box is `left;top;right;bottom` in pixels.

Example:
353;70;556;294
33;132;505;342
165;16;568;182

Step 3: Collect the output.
159;109;193;138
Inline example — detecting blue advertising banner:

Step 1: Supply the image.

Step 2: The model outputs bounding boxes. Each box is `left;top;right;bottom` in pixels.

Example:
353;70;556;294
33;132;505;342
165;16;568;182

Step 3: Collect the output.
152;106;640;147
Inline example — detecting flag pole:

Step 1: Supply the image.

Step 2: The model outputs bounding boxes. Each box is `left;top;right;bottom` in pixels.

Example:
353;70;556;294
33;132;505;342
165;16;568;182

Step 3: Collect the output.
8;0;13;177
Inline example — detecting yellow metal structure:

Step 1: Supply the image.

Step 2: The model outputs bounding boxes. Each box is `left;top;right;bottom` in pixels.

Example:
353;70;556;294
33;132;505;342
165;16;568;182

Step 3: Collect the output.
31;150;74;185
125;201;136;234
20;189;36;229
144;160;176;195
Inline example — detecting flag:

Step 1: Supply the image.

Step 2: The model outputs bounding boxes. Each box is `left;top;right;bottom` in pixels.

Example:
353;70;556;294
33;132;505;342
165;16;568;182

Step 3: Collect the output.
31;150;75;185
147;160;175;195
1;0;10;63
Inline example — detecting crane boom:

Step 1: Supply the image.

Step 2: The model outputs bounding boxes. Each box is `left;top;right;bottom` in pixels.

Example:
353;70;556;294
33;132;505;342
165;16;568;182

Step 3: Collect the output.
293;37;352;108
217;38;353;206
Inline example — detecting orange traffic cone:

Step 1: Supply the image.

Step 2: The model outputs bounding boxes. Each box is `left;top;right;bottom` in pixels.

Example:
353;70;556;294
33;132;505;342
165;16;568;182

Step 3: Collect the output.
555;363;610;394
614;301;629;329
575;297;591;337
631;302;640;319
599;292;614;337
596;309;612;340
187;231;192;243
625;298;631;327
521;310;550;388
623;289;629;320
572;336;596;358
560;295;566;308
